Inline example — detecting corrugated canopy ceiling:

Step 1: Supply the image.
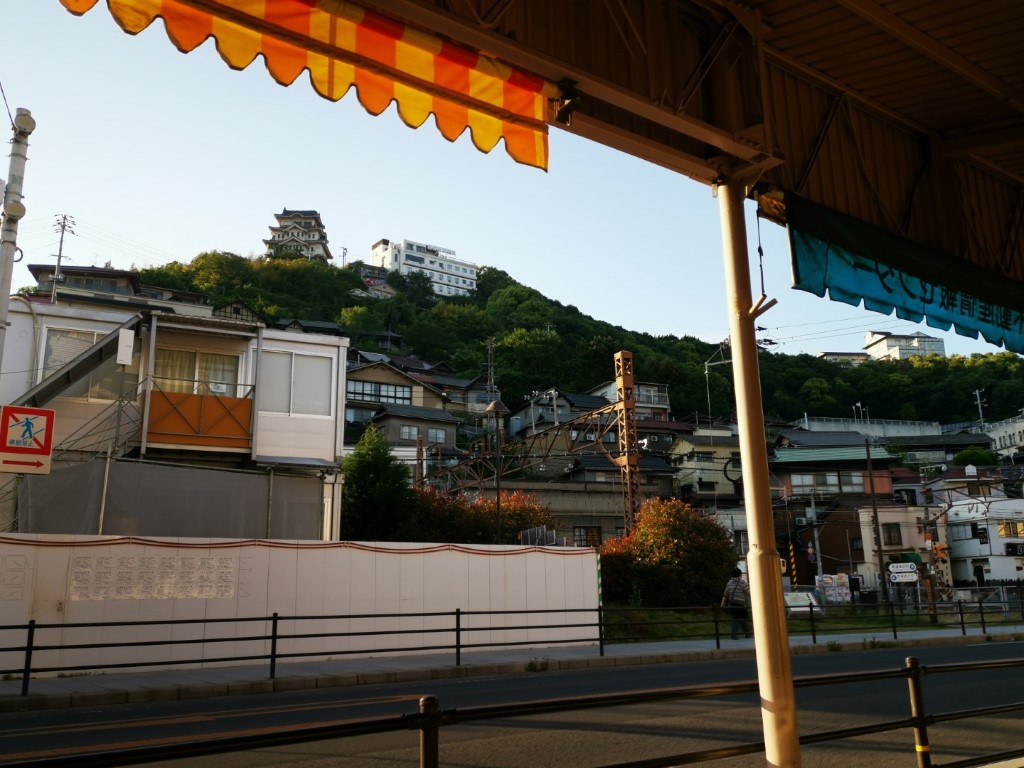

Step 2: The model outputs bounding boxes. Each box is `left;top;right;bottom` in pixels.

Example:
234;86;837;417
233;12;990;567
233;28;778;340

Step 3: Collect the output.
361;0;1024;318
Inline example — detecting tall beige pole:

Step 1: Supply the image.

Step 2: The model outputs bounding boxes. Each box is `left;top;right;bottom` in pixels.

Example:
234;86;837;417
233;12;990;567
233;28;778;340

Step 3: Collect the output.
0;108;36;375
718;180;801;766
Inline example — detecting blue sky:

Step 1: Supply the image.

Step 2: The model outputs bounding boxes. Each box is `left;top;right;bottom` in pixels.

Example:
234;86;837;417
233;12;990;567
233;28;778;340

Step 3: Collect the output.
2;3;1002;358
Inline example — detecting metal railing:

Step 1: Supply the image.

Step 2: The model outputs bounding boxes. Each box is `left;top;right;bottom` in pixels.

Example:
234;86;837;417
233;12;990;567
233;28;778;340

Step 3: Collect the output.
3;599;1023;697
4;655;1024;768
1;607;603;696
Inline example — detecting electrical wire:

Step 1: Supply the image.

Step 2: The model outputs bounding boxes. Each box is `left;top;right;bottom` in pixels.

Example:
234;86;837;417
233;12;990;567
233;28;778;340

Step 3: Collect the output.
768;316;933;348
0;79;13;129
14;215;182;267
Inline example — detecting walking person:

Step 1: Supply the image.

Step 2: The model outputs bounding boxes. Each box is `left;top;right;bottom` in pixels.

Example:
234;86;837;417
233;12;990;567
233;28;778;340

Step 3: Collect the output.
720;567;751;639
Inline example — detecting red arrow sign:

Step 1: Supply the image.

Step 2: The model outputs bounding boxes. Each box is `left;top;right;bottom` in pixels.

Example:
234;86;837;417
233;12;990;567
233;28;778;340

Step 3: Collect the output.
2;459;44;468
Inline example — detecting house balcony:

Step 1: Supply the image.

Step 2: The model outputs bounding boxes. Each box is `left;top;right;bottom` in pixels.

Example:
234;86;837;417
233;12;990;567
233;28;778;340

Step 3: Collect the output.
144;379;254;452
635;392;670;406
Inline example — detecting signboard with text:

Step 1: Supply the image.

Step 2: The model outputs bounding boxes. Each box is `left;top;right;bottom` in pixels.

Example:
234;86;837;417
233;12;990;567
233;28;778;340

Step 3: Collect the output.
887;562;917;573
0;405;55;475
890;572;919;583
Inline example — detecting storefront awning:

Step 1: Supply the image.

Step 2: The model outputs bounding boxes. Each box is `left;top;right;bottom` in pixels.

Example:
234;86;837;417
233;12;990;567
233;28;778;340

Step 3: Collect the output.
785;194;1024;354
59;0;560;170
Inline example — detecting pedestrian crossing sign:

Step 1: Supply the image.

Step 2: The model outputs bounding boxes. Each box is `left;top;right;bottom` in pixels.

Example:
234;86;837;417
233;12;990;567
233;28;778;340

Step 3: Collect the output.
0;405;55;475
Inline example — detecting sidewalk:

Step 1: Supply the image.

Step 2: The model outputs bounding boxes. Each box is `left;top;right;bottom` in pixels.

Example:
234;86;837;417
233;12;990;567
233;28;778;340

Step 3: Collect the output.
3;623;1021;713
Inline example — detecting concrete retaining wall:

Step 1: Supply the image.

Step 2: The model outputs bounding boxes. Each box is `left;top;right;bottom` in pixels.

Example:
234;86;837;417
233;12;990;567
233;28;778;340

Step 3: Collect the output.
0;534;600;675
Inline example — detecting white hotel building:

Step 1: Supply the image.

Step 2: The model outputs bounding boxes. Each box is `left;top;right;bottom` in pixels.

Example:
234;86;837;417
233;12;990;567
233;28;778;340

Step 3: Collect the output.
370;238;478;297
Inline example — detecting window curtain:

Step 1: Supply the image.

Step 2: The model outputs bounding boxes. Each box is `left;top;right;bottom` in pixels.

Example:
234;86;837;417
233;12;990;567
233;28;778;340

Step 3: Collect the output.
154;348;196;393
198;352;239;396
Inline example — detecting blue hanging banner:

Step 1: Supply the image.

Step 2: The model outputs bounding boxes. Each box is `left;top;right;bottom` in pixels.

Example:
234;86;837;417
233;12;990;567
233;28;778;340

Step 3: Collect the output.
784;195;1024;355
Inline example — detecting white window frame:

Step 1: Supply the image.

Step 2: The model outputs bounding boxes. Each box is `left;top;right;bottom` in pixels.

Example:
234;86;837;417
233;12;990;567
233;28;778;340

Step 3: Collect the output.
259;350;334;418
43;326;141;402
154;346;241;397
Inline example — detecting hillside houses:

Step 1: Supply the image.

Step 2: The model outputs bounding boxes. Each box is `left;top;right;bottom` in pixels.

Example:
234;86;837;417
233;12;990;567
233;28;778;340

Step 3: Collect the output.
3;264;1021;597
3;266;347;540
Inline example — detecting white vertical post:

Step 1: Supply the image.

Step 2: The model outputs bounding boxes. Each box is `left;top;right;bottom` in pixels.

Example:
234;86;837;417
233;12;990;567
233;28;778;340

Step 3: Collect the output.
811;494;824;582
0;108;36;374
718;179;801;767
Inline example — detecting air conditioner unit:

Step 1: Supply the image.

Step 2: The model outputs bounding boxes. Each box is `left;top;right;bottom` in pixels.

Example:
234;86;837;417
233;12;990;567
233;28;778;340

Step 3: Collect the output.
794;517;808;526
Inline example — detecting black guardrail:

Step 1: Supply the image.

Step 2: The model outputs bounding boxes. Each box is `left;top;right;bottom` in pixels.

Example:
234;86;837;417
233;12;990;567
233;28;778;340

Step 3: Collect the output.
3;656;1023;768
2;598;1023;697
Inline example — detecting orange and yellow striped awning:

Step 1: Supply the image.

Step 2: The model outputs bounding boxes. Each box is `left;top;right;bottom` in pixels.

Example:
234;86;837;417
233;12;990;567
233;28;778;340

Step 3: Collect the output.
59;0;560;170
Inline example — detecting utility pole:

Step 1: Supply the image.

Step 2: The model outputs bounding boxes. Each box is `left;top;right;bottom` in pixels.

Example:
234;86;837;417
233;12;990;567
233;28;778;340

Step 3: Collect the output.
0;108;36;372
485;337;496;402
50;213;76;302
921;501;953;624
810;493;824;583
974;389;986;427
922;506;939;624
866;438;890;604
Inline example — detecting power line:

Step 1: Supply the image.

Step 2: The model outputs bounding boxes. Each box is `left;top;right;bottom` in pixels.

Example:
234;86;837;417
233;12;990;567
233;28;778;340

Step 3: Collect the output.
0;78;13;128
15;215;181;266
769;317;929;349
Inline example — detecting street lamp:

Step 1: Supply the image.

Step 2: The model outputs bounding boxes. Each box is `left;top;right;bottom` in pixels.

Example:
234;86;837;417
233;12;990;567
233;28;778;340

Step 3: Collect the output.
485;399;510;543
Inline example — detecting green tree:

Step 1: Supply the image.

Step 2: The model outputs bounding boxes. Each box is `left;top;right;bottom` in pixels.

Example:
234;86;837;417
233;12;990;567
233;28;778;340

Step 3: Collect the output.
952;446;999;466
495;327;563;403
600;498;736;606
796;376;837;414
402;270;437;309
472;266;517;303
486;285;552;330
341;425;413;540
385;270;436;309
130;249;1024;429
339;305;375;330
139;251;365;321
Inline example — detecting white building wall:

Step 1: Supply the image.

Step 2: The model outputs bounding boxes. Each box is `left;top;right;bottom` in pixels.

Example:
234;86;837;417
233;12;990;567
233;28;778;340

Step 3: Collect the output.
2;304;349;466
864;331;946;360
793;415;942;439
369;238;478;297
1;302;141;444
0;534;600;675
947;497;1024;582
253;329;348;462
985;413;1024;459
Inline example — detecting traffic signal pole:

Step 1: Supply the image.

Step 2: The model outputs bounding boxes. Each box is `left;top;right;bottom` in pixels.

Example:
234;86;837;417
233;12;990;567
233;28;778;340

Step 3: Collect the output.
923;507;949;625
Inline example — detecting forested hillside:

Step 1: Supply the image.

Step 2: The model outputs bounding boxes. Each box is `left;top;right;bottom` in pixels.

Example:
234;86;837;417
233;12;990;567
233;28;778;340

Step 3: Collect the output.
139;252;1024;425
